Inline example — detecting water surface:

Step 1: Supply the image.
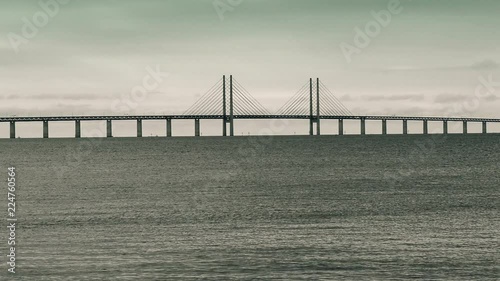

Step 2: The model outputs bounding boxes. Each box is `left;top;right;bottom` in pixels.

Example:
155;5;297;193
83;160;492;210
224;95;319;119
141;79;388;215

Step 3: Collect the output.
1;135;499;280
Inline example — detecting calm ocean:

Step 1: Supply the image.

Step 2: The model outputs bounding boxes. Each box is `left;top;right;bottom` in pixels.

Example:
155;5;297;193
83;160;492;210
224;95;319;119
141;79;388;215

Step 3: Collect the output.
1;135;499;280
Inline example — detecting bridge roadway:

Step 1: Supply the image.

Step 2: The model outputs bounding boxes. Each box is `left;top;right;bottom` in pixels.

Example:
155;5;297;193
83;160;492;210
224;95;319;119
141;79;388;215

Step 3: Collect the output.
2;114;499;138
2;115;500;122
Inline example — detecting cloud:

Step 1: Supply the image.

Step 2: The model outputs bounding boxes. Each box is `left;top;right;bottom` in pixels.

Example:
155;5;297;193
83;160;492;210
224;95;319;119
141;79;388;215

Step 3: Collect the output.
341;93;425;102
361;93;425;102
433;92;497;104
0;91;164;101
380;59;500;72
433;93;469;104
470;59;499;70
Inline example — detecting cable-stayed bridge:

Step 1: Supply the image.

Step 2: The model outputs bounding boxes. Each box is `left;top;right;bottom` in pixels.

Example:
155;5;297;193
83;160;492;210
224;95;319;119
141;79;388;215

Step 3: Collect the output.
2;75;499;138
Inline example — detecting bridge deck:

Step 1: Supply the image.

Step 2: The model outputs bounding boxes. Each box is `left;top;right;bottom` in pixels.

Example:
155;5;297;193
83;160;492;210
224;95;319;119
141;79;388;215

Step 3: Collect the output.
1;115;500;122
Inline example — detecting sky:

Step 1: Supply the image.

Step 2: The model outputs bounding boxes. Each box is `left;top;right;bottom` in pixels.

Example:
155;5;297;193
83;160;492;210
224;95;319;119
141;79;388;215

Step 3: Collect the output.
1;0;500;137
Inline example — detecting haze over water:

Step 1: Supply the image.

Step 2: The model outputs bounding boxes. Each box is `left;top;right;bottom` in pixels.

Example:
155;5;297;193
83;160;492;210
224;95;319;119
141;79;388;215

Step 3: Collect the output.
1;135;499;280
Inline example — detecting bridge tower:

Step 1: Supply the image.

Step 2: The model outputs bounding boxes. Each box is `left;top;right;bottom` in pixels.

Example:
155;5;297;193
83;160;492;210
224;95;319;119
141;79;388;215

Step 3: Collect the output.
222;75;227;136
309;78;321;135
229;75;234;136
222;75;234;137
221;75;234;136
309;78;313;135
278;78;352;135
184;74;268;136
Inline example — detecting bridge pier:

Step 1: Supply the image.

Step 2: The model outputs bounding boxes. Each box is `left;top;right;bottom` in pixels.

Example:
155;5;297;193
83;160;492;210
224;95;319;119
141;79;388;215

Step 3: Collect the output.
423;120;428;135
137;119;142;137
482;121;487;134
75;120;81;138
43;121;49;138
463;121;468;134
10;121;15;139
443;121;448;134
166;119;172;137
403;120;408;135
106;120;112;137
382;119;387;135
230;119;234;136
223;119;231;137
360;118;366;135
338;119;343;135
195;119;200;136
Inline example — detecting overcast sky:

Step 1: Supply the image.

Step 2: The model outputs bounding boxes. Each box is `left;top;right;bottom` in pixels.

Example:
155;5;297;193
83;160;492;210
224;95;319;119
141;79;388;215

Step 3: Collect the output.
1;0;500;136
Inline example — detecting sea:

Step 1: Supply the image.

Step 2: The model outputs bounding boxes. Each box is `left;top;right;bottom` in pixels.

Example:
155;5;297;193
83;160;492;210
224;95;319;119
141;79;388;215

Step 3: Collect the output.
0;134;499;280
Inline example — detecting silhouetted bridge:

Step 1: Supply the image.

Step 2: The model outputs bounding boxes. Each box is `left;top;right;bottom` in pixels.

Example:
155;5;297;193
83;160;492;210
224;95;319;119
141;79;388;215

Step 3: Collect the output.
2;76;499;138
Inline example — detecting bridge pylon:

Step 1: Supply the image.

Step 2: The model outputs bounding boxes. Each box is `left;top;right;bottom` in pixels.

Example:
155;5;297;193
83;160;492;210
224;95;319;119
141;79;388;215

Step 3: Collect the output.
221;75;235;136
277;77;352;135
184;74;269;136
309;78;321;135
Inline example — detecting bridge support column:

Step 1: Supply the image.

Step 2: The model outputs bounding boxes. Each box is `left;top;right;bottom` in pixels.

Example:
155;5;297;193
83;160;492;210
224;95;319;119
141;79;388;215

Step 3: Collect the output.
106;120;112;137
423;120;428;135
166;119;172;137
309;78;313;136
443;121;448;134
230;75;234;136
137;119;142;137
403;120;408;135
338;119;343;135
360;118;366;135
482;121;487;134
382;119;387;135
75;120;81;138
43;121;49;138
222;75;227;136
195;119;200;137
10;121;15;139
463;121;468;134
316;78;320;136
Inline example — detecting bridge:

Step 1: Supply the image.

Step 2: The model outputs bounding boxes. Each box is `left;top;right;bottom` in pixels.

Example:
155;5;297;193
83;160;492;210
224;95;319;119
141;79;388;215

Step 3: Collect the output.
2;75;499;138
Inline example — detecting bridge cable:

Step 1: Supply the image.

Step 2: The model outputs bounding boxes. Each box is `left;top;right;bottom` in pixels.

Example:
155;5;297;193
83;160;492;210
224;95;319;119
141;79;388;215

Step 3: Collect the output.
233;87;264;115
233;80;270;114
319;82;352;115
183;82;223;115
275;82;308;114
184;84;223;115
232;86;261;115
193;85;224;115
233;80;271;115
277;82;310;115
319;85;348;115
183;78;222;115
